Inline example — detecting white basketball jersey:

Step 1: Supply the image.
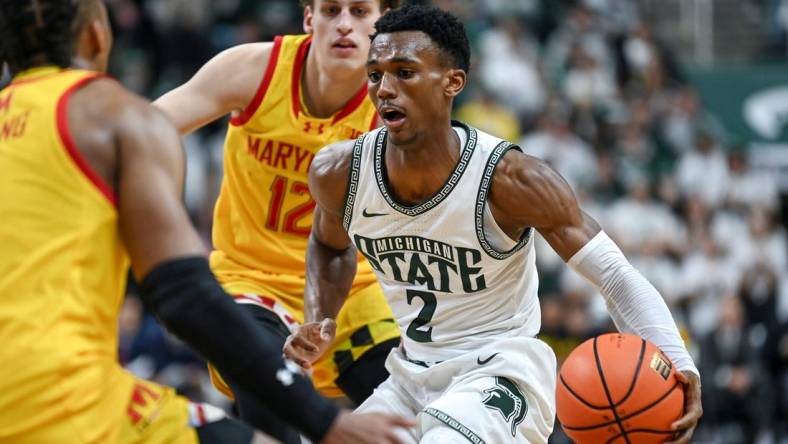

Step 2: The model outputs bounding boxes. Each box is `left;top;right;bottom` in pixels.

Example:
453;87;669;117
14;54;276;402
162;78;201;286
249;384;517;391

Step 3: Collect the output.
344;121;541;362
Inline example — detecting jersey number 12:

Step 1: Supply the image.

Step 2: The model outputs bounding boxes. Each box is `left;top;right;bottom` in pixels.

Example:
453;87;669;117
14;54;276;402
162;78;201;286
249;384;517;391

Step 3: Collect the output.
265;175;315;237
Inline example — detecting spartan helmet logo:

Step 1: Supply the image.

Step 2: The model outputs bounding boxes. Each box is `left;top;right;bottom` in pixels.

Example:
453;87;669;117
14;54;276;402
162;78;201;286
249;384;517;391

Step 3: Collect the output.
482;376;527;437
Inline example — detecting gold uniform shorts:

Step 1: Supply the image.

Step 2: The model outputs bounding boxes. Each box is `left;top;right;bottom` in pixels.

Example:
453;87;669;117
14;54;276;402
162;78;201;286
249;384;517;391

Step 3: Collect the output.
210;281;399;398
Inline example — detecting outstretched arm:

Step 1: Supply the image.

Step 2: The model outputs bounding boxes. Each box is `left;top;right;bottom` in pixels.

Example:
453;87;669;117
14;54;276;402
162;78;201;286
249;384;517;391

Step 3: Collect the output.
284;140;359;368
489;151;702;444
153;42;273;134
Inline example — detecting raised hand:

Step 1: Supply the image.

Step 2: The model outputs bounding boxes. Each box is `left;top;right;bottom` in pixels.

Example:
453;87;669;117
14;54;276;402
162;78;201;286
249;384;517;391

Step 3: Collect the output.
283;318;337;369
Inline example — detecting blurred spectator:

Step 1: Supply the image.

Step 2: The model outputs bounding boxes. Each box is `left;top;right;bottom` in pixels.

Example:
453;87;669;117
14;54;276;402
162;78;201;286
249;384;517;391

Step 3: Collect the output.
676;131;731;208
455;86;521;141
679;233;742;337
658;87;727;156
605;177;682;256
543;3;613;87
583;0;640;36
520;101;599;190
727;149;780;211
481;0;541;18
614;123;658;187
699;296;774;443
562;43;619;112
478;16;546;124
736;207;788;288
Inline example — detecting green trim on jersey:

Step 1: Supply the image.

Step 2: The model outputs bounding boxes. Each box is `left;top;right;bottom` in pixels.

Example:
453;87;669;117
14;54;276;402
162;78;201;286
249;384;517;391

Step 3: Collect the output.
373;120;477;217
423;407;486;444
342;134;366;231
475;142;532;260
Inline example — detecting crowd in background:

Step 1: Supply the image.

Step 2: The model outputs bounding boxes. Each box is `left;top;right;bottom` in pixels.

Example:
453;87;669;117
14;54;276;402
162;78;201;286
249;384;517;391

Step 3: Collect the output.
92;0;788;443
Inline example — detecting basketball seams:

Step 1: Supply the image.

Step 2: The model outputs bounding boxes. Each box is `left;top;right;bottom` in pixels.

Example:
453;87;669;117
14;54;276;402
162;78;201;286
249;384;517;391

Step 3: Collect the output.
605;429;676;444
593;336;632;444
558;334;685;443
562;380;682;431
613;338;646;407
558;375;612;410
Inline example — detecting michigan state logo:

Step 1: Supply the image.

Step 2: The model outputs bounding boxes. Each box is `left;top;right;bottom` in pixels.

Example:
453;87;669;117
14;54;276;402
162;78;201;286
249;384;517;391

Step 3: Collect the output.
482;377;527;437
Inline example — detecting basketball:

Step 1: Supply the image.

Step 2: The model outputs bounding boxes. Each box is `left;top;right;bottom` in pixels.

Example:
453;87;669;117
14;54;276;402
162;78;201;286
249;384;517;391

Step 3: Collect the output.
556;333;685;443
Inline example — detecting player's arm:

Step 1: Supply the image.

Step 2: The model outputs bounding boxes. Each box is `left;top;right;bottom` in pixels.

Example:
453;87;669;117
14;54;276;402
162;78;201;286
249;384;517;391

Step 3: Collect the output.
283;140;359;369
153;42;273;134
92;81;342;441
489;150;702;444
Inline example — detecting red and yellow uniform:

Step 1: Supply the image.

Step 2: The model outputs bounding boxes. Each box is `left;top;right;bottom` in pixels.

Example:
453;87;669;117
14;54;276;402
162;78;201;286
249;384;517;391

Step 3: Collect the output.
210;34;398;397
0;67;197;444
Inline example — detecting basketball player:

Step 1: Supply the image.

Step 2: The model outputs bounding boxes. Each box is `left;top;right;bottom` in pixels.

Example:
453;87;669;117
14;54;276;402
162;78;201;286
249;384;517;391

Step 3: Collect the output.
0;1;411;443
285;5;703;443
154;0;401;440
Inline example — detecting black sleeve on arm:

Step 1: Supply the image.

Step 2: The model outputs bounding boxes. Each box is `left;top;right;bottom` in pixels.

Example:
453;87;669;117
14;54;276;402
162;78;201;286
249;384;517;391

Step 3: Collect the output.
138;256;339;442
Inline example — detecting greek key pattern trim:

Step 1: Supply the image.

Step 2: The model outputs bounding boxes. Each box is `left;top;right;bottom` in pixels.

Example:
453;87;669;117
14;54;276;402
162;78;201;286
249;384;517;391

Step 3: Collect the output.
475;142;532;260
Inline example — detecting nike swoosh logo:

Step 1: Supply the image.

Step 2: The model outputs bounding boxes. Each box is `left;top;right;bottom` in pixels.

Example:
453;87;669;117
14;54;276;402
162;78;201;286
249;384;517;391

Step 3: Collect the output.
362;208;389;217
477;353;499;366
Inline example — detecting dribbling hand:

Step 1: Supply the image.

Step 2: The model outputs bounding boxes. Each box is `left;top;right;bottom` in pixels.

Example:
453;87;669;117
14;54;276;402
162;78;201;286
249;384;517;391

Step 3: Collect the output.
283;318;336;369
666;370;702;444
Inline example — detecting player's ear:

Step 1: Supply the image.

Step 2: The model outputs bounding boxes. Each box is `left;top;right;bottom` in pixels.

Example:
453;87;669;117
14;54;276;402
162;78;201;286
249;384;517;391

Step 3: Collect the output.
303;4;315;34
79;17;110;69
443;68;466;98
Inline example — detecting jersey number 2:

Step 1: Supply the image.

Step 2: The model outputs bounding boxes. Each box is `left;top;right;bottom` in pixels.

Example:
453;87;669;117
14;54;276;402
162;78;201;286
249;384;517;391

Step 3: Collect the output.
265;175;315;237
406;289;436;343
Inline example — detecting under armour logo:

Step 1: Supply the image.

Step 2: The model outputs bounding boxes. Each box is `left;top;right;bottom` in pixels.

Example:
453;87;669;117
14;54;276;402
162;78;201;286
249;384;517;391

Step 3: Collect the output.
303;121;325;135
276;359;301;386
126;383;161;427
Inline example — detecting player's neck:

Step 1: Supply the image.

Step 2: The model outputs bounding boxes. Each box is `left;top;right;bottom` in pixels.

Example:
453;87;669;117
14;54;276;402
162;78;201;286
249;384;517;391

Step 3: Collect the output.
384;125;460;205
301;51;366;118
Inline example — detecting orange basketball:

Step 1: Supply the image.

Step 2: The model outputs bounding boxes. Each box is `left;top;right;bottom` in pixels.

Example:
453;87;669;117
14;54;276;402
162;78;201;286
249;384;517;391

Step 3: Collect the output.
555;333;685;443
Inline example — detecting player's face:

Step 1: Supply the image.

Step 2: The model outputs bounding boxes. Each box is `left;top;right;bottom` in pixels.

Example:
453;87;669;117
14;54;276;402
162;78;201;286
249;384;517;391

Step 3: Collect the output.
367;31;465;146
304;0;382;72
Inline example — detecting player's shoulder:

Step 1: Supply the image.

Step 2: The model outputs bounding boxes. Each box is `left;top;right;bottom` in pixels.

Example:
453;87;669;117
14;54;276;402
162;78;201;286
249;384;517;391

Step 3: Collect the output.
311;138;358;181
489;147;576;219
495;148;559;189
74;78;173;132
309;138;360;211
192;41;277;87
214;41;275;69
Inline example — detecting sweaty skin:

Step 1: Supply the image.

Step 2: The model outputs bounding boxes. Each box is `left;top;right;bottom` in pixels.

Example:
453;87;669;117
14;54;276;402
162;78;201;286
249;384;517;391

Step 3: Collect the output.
285;29;702;444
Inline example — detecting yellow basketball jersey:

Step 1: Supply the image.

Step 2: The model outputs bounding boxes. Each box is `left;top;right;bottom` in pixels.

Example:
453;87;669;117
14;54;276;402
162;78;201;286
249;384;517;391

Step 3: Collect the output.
0;67;134;442
211;34;379;318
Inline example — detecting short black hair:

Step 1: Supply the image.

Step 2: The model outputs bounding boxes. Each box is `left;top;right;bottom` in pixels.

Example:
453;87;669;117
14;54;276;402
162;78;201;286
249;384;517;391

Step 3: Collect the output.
0;0;97;73
371;4;470;73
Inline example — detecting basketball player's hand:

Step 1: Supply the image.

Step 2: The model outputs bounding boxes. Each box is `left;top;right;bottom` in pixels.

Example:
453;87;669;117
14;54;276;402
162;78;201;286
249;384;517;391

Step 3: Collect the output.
322;411;415;444
667;371;702;444
283;318;336;369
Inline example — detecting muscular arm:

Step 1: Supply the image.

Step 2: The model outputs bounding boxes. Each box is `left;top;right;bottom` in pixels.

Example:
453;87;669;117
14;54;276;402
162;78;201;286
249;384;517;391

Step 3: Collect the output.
305;140;359;323
153;42;273;134
489;151;697;374
70;80;340;442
